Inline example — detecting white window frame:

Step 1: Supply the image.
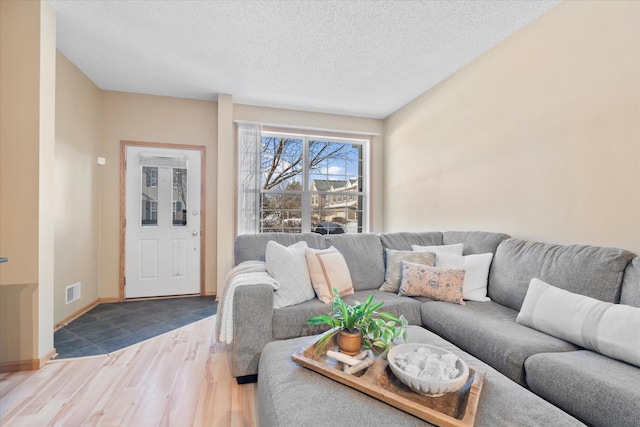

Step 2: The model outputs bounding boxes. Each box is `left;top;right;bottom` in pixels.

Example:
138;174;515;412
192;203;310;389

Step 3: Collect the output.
258;129;370;234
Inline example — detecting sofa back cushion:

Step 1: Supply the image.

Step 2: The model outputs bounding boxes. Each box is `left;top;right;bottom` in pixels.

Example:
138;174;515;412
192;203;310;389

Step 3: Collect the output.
324;233;385;291
443;231;510;255
379;232;443;251
234;232;326;265
489;238;635;311
621;257;640;308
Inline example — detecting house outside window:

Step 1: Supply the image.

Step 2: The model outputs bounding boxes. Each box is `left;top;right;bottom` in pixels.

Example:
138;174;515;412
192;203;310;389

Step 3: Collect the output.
142;200;157;225
141;166;158;226
238;125;369;234
145;168;158;187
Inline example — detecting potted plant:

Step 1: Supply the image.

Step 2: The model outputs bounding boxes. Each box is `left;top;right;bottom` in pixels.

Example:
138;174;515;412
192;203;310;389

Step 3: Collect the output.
307;290;408;356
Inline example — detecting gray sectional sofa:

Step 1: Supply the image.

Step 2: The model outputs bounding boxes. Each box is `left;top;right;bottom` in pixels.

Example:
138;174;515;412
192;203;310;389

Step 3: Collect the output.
228;231;640;427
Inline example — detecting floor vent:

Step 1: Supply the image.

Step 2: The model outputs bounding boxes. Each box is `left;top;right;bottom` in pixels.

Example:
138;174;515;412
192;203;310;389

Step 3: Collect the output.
65;282;81;305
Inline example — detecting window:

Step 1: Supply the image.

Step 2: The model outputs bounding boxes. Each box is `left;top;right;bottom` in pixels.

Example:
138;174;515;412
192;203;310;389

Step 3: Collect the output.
141;166;158;226
172;168;188;226
142;200;157;226
237;124;369;234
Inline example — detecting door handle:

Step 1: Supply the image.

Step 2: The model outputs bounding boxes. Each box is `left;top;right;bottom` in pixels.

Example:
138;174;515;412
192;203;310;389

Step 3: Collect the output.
192;231;199;236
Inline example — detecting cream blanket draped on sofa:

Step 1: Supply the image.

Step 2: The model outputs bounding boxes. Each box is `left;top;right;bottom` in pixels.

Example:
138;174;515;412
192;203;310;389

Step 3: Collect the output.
215;261;279;344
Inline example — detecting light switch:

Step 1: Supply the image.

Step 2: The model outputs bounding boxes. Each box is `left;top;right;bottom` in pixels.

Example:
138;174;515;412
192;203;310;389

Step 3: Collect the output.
97;157;106;166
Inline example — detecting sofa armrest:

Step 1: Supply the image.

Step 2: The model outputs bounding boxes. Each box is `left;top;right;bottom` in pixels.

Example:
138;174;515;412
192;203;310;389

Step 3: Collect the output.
231;283;275;378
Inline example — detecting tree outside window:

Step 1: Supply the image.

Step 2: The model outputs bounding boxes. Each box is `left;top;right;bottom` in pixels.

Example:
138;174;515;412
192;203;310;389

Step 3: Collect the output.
258;132;368;234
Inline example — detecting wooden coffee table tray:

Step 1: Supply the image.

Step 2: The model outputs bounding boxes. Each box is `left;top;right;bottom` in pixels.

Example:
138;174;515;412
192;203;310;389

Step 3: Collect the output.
292;332;485;427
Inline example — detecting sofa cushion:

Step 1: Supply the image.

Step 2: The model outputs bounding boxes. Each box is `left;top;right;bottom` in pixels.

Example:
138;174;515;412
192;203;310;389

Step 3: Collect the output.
420;300;578;385
343;291;423;326
621;256;640;307
272;296;339;340
518;278;640;367
324;234;385;291
380;249;435;293
235;232;326;265
489;238;635;311
259;326;585;427
379;231;443;251
525;350;640;427
272;290;422;340
443;231;510;255
411;243;464;256
305;247;354;303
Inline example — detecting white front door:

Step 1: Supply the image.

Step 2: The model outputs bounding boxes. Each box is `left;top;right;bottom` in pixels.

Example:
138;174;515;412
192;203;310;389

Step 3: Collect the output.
125;146;202;298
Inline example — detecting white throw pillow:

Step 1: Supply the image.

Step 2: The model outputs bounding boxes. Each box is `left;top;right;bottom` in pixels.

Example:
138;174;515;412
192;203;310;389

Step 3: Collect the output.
517;278;640;367
306;247;354;303
435;252;493;302
266;241;315;308
412;243;464;256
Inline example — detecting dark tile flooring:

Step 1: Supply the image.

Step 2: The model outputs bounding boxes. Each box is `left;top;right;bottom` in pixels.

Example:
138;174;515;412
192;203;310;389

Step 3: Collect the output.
54;296;217;359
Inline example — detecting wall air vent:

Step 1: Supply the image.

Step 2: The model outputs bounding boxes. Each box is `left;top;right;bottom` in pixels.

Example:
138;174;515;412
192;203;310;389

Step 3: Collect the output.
65;282;81;305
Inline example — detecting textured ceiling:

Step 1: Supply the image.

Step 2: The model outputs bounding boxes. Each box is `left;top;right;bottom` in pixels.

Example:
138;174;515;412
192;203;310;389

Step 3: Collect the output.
50;0;559;119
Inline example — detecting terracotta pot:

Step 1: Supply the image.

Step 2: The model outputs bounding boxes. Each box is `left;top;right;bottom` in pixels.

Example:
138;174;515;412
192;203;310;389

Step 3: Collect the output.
337;329;362;356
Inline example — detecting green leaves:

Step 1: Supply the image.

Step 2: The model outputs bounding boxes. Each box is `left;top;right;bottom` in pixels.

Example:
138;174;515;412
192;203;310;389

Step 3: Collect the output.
306;314;336;327
306;289;408;354
377;312;401;323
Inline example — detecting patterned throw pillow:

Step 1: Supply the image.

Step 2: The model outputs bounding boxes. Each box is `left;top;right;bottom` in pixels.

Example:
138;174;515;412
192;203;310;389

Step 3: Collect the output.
398;261;465;305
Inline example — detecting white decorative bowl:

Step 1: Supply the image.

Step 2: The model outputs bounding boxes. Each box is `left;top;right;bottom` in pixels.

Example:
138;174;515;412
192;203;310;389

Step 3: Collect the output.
387;343;469;397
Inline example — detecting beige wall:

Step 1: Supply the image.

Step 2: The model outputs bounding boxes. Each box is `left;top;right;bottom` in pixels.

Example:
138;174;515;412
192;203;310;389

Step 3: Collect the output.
99;92;218;299
384;1;640;254
0;284;38;364
38;0;56;359
0;0;56;366
0;0;41;286
54;52;102;324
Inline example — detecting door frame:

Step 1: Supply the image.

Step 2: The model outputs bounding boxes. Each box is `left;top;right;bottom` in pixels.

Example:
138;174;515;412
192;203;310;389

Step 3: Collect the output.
119;140;206;301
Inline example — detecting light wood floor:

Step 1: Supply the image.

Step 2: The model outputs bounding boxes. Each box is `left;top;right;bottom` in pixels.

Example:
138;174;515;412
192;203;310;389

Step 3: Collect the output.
0;316;257;427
